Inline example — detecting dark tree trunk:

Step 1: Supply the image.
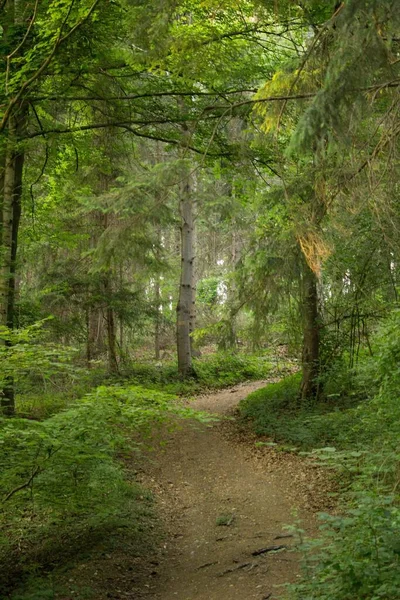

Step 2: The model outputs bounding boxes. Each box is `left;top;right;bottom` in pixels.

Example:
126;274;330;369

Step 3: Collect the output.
7;148;24;329
106;301;118;373
103;274;118;374
0;107;26;416
300;260;321;401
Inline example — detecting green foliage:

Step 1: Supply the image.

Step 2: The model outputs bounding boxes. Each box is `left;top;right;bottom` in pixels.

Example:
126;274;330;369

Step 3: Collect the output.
216;513;235;527
123;352;274;395
197;277;220;306
240;369;364;448
0;382;201;594
243;313;400;600
0;322;79;397
289;492;400;600
194;352;273;387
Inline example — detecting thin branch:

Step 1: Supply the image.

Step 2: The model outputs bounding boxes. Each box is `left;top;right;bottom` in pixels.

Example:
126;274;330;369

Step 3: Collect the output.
29;101;49;222
25;120;231;157
120;125;231;158
29;89;258;102
25;113;223;138
3;466;41;502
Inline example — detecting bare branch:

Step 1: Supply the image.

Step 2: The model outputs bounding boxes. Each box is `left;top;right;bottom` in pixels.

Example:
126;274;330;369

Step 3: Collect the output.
3;466;41;502
29;89;258;103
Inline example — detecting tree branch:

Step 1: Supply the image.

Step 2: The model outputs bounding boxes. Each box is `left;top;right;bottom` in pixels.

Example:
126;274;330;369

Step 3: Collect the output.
0;0;102;133
29;89;258;103
3;466;41;502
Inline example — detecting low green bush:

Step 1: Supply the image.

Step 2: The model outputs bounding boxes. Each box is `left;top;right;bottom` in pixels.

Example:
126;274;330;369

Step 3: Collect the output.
0;384;204;595
239;367;369;449
283;312;400;600
194;352;274;387
125;352;275;396
289;489;400;600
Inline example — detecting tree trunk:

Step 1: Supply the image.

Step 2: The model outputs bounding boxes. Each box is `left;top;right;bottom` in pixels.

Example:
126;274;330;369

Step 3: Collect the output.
300;260;320;401
0;0;29;414
0;121;16;328
155;276;161;360
7;147;24;329
102;253;118;374
0;108;25;415
105;289;118;374
176;173;197;377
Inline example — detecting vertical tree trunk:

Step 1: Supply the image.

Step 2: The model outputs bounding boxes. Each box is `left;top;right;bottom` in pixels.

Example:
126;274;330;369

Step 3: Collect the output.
300;260;320;401
7;148;24;329
105;285;118;374
0;120;16;328
118;262;124;360
86;306;92;366
226;219;239;349
0;0;29;415
155;276;161;360
101;211;118;374
154;217;162;361
176;173;197;377
0;108;25;415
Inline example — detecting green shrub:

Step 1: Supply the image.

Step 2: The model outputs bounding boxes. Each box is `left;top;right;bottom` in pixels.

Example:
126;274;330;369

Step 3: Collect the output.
124;352;275;396
286;312;400;600
239;367;372;449
289;490;400;600
194;352;273;387
0;384;203;594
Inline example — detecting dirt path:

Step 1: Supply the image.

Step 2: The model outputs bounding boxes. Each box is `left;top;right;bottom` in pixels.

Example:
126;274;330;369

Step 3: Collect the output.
140;381;324;600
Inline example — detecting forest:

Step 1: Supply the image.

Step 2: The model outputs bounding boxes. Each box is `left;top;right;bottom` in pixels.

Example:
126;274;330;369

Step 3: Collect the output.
1;1;400;599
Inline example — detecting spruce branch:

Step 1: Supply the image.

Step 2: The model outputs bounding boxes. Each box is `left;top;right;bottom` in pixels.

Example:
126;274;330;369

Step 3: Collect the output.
0;0;102;133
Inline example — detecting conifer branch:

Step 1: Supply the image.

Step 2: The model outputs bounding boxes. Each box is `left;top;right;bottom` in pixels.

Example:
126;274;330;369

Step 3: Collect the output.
0;0;102;133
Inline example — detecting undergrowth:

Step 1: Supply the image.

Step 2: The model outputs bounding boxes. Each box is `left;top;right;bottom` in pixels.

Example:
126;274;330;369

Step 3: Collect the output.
125;352;277;396
16;352;278;419
239;372;361;449
240;311;400;600
1;383;210;597
3;328;278;598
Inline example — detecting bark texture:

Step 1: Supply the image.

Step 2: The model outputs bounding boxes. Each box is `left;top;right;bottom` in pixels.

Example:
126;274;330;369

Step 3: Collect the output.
176;175;197;377
300;260;320;401
0;106;26;415
154;276;161;360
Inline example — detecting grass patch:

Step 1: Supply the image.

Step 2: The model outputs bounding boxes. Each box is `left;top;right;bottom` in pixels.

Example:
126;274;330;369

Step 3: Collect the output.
15;352;280;420
125;352;278;396
216;513;235;526
239;373;361;449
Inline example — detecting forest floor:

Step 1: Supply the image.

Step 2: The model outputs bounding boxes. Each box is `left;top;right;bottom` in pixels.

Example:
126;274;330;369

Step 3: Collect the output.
38;380;333;600
137;380;333;600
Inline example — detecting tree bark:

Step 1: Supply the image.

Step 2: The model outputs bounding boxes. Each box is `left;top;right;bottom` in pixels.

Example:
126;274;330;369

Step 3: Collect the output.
176;172;197;377
101;211;118;375
105;283;118;374
155;276;161;360
0;107;26;415
300;260;320;401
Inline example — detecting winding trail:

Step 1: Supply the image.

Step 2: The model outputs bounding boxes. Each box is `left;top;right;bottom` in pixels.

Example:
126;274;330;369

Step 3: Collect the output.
140;381;321;600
